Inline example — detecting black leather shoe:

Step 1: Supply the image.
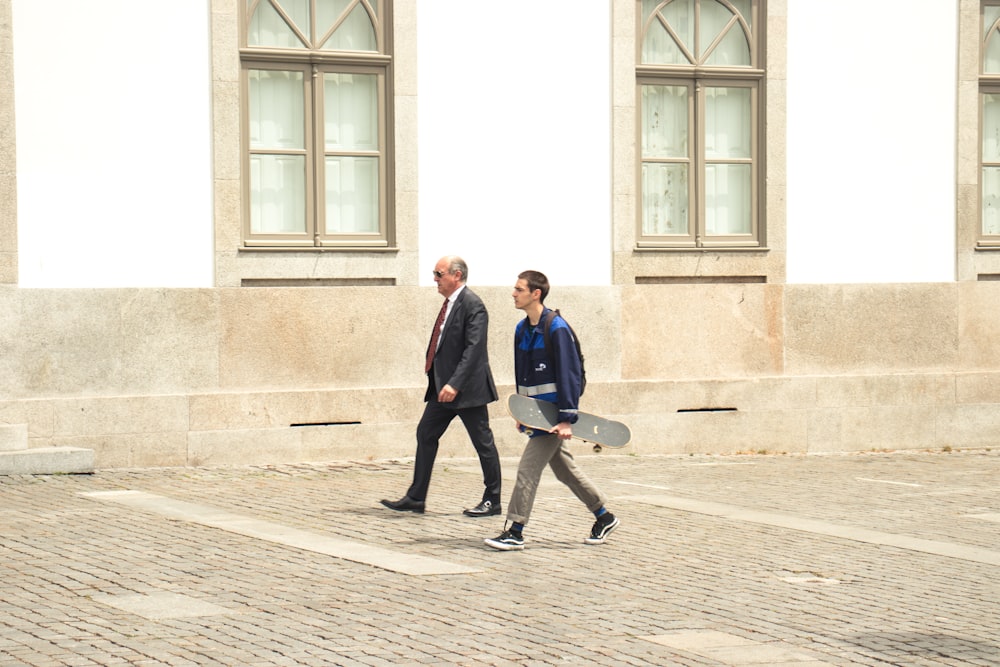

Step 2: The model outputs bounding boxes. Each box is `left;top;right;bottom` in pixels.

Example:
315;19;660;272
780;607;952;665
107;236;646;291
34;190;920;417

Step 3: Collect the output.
463;499;501;517
380;496;425;513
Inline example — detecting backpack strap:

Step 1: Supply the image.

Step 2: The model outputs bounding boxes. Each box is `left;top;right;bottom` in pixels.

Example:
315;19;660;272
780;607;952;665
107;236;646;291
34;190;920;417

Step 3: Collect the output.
541;309;558;361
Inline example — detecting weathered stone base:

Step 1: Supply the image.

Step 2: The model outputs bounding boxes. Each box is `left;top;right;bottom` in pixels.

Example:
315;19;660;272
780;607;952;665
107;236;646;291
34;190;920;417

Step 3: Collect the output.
2;374;997;469
0;423;94;474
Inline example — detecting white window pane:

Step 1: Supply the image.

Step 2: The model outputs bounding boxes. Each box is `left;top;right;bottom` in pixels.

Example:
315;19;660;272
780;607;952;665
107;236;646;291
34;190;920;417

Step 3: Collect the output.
706;21;751;67
705;163;751;235
701;0;735;58
984;167;1000;235
662;0;694;56
985;6;1000;41
641;0;690;65
250;155;306;233
642;85;688;158
705;87;750;159
320;1;377;51
317;1;353;38
248;0;307;48
249;70;304;150
324;73;378;150
279;0;310;42
988;30;1000;74
984;94;1000;162
642;162;689;235
730;0;751;30
326;156;378;233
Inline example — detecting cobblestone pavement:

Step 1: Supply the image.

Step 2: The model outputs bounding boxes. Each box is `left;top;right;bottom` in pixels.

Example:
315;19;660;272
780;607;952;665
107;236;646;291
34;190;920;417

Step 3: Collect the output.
1;449;999;666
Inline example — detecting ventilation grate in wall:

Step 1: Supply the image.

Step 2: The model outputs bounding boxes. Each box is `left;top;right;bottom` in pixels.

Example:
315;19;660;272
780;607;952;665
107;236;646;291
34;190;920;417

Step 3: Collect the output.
636;276;765;284
242;278;395;287
290;421;362;427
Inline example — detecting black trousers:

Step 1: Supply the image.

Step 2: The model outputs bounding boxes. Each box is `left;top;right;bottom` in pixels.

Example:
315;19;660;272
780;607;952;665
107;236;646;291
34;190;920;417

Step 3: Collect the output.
406;401;502;503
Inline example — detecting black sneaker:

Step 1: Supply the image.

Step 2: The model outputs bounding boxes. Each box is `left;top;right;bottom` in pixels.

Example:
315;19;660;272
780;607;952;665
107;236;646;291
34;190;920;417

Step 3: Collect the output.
584;513;620;545
484;529;524;551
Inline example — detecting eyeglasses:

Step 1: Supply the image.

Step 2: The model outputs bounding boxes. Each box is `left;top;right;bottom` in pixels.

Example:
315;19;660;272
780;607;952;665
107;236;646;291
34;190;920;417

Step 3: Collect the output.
432;270;449;278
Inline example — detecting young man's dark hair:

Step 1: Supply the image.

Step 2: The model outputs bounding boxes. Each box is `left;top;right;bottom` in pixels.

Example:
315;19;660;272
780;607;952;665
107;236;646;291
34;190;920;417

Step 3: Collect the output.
517;270;549;303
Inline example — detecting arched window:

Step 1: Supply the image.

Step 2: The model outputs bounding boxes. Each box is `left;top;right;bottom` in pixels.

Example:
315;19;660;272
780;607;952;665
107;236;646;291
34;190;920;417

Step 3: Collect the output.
241;0;393;248
981;2;1000;243
637;0;763;248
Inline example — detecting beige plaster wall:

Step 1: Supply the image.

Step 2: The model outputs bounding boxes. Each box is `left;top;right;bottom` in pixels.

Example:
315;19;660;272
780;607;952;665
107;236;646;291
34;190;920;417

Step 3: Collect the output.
1;282;999;467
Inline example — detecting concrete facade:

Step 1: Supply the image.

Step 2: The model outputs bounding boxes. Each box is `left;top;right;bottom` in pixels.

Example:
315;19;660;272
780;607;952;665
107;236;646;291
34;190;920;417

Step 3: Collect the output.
0;282;997;467
2;1;999;468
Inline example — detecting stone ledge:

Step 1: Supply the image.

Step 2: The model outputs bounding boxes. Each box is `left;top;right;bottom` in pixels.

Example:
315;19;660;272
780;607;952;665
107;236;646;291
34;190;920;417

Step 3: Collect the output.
0;447;94;475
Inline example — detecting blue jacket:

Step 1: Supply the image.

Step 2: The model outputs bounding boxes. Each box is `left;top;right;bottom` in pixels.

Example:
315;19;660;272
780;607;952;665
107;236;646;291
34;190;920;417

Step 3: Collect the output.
514;308;582;431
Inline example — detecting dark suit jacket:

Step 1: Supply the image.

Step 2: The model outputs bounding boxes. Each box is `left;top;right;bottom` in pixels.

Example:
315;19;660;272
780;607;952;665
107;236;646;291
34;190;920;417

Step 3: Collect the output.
425;286;498;409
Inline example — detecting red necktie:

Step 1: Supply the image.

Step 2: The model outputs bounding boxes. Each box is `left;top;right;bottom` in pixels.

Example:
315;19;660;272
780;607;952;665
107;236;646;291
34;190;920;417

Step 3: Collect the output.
425;299;449;372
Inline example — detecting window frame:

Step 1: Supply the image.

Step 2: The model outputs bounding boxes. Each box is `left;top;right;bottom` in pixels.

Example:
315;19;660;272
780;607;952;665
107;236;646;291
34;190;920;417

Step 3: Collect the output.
635;0;765;250
981;0;1000;248
239;0;394;250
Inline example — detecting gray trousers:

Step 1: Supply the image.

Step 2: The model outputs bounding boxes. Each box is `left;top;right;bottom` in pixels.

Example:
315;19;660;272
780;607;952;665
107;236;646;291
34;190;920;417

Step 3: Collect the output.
506;433;607;526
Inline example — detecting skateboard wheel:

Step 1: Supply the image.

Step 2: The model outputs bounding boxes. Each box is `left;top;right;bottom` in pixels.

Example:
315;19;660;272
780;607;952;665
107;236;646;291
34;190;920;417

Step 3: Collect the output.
593;444;603;453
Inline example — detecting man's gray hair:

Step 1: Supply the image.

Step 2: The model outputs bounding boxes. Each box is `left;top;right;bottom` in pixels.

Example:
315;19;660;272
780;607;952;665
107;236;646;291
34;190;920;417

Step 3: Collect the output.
447;256;468;283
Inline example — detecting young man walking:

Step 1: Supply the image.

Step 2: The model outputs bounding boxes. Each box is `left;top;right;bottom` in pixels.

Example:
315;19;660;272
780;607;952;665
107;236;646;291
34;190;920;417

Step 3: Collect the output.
485;270;619;550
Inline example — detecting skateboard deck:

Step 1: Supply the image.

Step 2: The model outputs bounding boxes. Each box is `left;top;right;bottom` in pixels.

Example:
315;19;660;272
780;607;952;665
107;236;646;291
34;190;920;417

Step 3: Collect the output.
506;394;631;449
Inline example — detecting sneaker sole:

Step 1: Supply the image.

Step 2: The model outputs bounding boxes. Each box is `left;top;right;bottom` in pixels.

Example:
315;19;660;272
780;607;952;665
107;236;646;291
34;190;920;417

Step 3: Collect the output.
484;538;524;551
584;517;620;545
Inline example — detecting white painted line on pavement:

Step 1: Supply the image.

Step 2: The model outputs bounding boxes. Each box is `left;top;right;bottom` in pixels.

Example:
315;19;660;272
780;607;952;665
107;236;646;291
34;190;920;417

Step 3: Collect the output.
91;592;233;620
643;630;833;665
81;490;482;576
856;477;922;487
685;462;757;466
624;494;1000;566
612;480;671;490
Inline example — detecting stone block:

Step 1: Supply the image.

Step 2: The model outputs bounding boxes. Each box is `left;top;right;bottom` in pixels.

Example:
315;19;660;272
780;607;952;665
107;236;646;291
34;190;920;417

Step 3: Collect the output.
621;284;784;381
959;282;1000;370
936;404;1000;450
816;373;955;408
785;284;959;375
0;446;93;475
807;405;940;453
0;423;26;451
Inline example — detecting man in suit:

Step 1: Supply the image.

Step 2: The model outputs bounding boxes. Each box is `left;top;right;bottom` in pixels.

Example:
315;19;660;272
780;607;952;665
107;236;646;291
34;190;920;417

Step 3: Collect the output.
381;256;503;517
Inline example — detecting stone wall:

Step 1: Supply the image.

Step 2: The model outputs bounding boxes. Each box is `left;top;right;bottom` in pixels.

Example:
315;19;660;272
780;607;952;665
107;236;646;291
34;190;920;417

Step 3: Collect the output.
1;282;999;467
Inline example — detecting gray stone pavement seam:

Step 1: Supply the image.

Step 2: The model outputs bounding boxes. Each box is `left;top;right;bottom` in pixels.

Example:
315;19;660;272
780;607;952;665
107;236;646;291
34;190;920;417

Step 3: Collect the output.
620;494;1000;565
81;490;481;576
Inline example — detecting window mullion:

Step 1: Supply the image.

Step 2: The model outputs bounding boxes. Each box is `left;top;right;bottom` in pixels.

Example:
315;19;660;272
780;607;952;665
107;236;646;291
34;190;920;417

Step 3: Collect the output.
308;64;320;246
694;80;705;247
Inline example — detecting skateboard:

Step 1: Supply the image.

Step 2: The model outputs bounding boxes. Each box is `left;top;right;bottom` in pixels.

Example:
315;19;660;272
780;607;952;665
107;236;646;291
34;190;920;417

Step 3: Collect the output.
506;394;631;451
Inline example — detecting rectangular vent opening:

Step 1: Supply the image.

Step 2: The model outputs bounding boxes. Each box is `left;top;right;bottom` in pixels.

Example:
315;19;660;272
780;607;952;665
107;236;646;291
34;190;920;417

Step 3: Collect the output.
677;407;738;413
636;276;766;285
290;421;362;427
242;278;395;287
